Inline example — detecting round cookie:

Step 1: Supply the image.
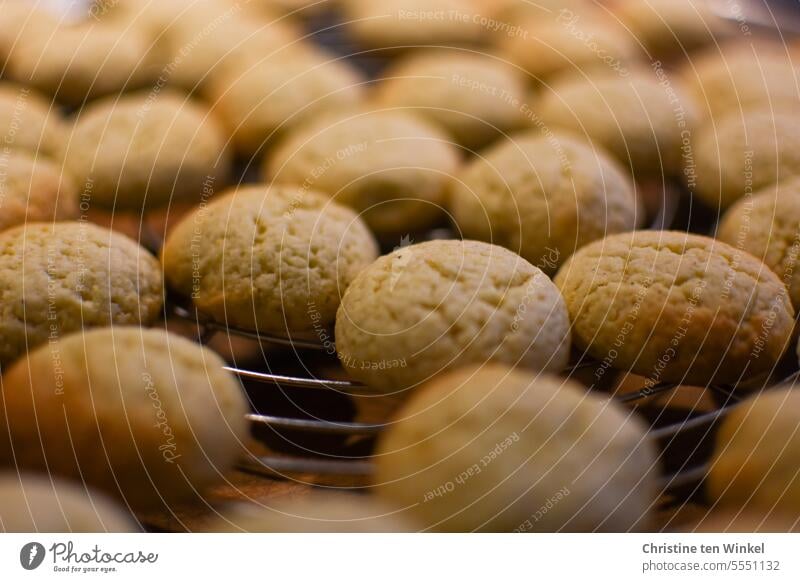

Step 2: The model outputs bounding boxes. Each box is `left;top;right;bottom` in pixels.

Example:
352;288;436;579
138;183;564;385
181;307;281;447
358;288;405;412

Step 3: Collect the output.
265;108;460;237
554;230;795;386
7;22;160;106
204;494;418;532
161;185;378;335
0;473;137;533
373;366;659;532
207;50;364;157
0;327;249;511
538;69;700;178
0;222;163;365
501;8;639;83
707;386;800;519
0;82;65;159
335;240;571;393
717;177;800;308
341;0;485;51
374;51;529;150
615;0;732;59
0;150;78;232
62;90;230;210
451;131;642;272
693;106;800;209
681;42;800;119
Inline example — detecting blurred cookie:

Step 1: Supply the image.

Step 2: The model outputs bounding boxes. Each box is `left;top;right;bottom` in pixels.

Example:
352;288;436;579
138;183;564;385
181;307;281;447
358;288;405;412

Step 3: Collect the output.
0;150;77;232
693;106;800;209
538;69;700;178
265;108;460;237
452;131;642;272
0;81;65;158
0;327;248;511
374;366;658;531
0;1;58;70
0;473;137;533
62;90;230;210
555;230;795;385
0;222;163;365
375;50;529;150
162;185;378;335
335;240;571;393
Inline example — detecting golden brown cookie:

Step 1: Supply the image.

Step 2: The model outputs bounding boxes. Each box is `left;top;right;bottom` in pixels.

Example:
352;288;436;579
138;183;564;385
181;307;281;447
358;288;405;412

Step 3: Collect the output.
207;49;364;157
0;473;138;533
374;50;529;150
0;150;77;232
0;222;163;365
538;69;700;178
554;230;795;385
0;327;248;512
707;386;800;520
161;185;378;335
264;108;460;237
451;131;642;272
62;90;230;210
335;240;571;394
717;177;800;308
0;81;65;159
374;366;659;531
693;106;800;209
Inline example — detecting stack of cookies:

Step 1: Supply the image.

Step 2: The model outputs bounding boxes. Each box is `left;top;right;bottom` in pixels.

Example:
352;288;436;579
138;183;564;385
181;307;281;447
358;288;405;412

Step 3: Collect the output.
0;0;798;533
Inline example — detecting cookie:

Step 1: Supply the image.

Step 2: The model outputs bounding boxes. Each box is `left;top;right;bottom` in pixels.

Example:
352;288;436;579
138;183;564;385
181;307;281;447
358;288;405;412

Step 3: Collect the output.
0;150;78;233
7;21;160;106
206;49;364;157
342;0;485;51
538;69;700;178
0;222;163;365
681;41;800;119
203;493;418;532
375;51;529;150
335;240;571;393
707;386;800;519
161;185;378;335
693;106;800;209
615;0;732;59
717;178;800;308
373;365;658;532
264;108;460;237
500;7;639;84
62;90;230;210
0;473;137;533
0;82;65;159
554;230;795;386
451;131;642;272
0;327;248;511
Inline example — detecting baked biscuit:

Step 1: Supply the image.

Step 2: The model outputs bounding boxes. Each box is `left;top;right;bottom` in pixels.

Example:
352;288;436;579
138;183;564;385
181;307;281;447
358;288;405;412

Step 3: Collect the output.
374;366;658;531
717;177;800;308
207;50;364;157
265;108;460;236
335;240;571;393
0;473;137;533
0;150;78;232
538;69;700;178
707;387;800;519
693;106;800;209
0;222;163;365
375;51;529;150
62;90;230;210
0;327;248;511
451;131;642;272
161;185;378;335
554;230;795;385
0;82;65;159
